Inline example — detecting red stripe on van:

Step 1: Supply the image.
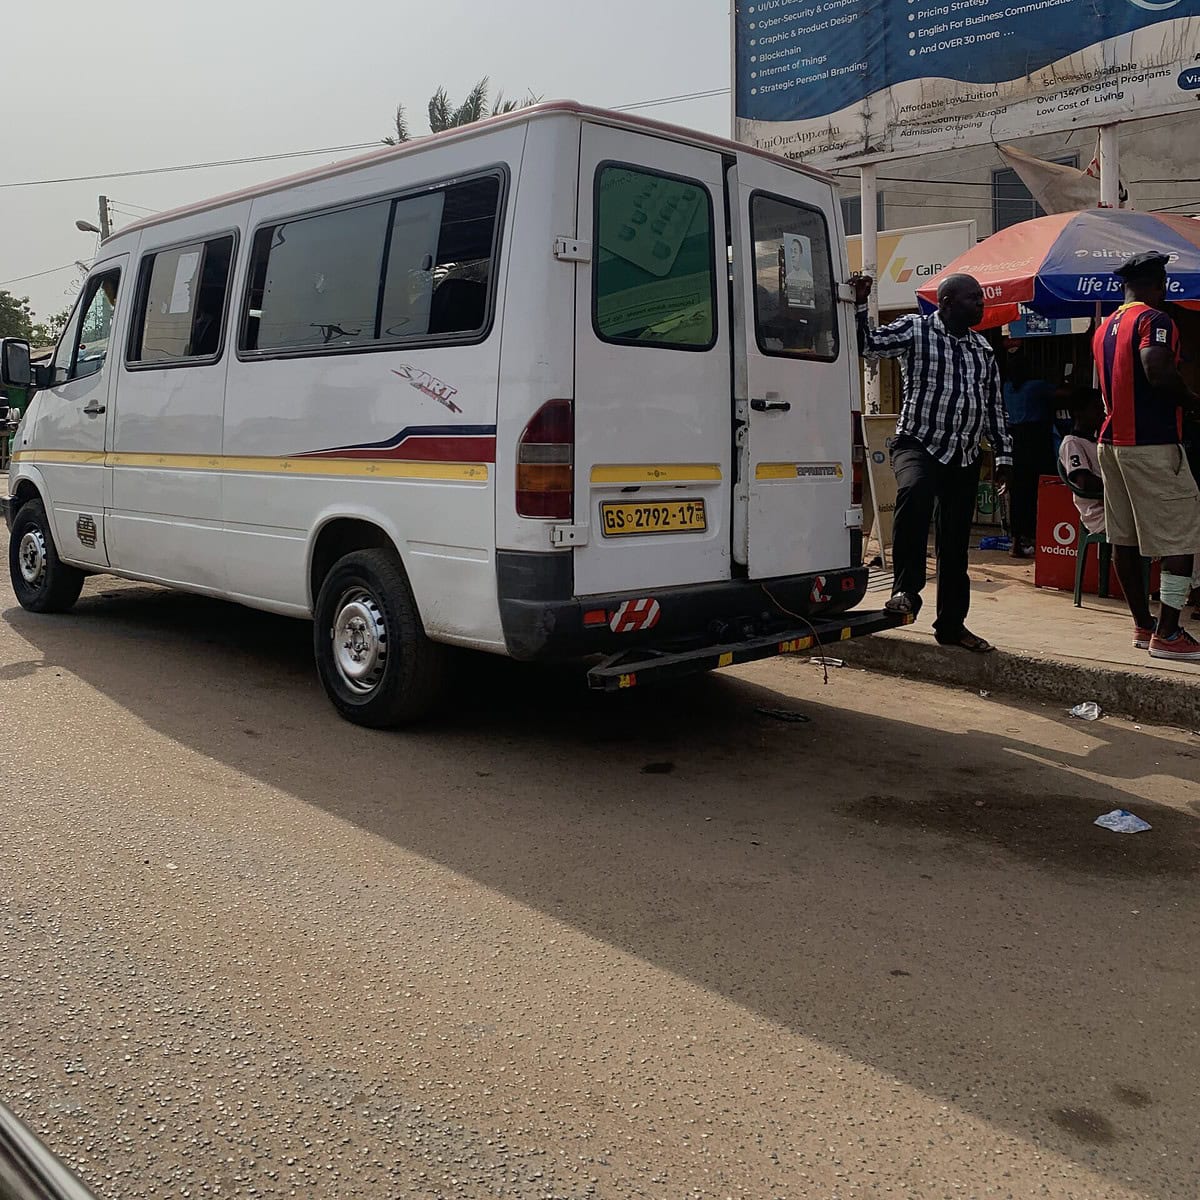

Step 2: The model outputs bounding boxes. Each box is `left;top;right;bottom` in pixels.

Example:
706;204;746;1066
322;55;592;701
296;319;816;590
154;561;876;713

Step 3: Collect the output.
302;437;498;463
297;428;498;463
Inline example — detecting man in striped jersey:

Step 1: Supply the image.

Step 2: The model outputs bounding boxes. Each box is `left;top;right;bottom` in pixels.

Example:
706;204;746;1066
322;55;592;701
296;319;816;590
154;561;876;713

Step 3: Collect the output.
1094;251;1200;662
853;273;1011;653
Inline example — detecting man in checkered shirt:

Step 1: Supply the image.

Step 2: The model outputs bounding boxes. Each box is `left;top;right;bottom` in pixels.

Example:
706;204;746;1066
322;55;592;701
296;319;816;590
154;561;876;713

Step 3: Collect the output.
853;273;1012;654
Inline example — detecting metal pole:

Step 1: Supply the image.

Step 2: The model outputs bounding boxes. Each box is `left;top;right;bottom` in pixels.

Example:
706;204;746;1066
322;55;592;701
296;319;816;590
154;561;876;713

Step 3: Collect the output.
98;195;110;240
730;2;739;139
860;164;881;414
1098;126;1120;209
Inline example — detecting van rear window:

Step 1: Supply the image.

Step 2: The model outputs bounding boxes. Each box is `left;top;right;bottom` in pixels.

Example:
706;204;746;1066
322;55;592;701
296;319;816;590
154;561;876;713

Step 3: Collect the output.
750;194;838;361
241;174;502;356
593;165;716;351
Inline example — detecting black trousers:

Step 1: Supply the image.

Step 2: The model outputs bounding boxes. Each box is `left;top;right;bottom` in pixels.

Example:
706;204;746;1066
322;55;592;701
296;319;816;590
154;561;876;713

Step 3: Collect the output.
891;439;981;638
1009;420;1053;542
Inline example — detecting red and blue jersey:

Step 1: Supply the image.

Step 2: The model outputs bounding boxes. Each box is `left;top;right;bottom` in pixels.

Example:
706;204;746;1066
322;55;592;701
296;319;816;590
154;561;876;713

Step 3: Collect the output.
1094;302;1182;447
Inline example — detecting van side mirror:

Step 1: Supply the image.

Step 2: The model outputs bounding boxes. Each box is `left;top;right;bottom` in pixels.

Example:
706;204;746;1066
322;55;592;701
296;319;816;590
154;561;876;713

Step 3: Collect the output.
0;339;31;389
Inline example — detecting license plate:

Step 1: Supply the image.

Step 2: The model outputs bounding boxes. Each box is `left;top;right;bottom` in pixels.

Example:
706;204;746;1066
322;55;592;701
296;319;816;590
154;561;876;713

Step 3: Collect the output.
600;499;707;537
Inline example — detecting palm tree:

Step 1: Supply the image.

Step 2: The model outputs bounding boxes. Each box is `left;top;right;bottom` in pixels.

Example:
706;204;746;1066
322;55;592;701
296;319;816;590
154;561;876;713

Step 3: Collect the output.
383;77;539;144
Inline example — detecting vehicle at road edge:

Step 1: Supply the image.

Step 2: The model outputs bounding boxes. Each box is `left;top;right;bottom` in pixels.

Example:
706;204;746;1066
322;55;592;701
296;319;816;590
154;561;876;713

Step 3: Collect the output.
1;102;904;727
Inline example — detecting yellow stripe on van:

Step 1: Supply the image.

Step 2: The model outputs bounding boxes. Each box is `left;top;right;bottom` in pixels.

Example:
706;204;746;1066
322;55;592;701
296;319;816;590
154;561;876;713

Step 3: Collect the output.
11;450;106;467
590;463;722;484
13;450;489;483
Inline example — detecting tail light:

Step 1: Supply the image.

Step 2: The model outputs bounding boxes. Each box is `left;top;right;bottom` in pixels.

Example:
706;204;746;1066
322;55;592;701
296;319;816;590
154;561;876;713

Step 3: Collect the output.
517;399;574;519
851;411;865;506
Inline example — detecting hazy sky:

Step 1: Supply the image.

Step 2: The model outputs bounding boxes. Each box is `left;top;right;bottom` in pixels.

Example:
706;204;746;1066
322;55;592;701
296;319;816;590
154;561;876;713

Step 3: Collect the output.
3;0;731;320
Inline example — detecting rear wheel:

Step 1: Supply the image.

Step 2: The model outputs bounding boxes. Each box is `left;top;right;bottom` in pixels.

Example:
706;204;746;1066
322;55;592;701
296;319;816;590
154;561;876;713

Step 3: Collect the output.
313;548;448;728
9;499;85;613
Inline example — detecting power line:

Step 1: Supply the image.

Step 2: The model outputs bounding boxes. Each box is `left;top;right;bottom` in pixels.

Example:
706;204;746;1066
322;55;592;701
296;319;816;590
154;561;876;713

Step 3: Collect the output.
0;263;81;288
109;198;159;214
109;205;156;221
0;141;382;190
1147;198;1200;214
837;173;1200;189
0;89;736;193
614;87;730;112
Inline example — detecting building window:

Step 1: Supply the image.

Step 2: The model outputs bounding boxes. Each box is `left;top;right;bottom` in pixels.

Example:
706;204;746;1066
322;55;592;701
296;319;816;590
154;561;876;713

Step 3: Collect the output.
840;192;885;236
992;157;1078;231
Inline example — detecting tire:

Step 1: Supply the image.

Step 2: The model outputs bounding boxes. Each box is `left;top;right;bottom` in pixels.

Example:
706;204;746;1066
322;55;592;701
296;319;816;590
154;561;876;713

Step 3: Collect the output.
313;548;448;728
9;499;85;614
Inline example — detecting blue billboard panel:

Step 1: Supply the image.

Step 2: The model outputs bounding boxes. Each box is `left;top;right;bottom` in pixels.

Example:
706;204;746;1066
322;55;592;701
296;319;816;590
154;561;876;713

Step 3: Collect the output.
734;0;1200;165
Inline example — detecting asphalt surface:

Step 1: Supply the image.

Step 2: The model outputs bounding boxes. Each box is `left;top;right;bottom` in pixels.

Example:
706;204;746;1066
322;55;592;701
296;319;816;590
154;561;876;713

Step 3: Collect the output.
1;565;1198;1199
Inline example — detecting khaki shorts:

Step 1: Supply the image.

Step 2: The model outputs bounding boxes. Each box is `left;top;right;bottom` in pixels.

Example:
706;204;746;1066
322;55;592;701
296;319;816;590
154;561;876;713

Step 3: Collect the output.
1098;442;1200;557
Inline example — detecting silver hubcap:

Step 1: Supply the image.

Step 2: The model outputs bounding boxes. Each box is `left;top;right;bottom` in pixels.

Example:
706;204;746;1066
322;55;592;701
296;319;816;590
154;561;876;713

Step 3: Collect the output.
331;589;388;694
18;529;47;586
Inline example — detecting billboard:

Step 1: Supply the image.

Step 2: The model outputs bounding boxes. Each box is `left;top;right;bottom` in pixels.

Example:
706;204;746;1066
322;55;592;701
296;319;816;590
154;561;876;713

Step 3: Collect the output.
846;220;977;309
733;1;1200;167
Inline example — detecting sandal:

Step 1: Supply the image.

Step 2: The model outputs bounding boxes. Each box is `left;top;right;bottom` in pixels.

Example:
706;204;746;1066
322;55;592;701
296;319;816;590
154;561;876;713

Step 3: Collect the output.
936;629;995;654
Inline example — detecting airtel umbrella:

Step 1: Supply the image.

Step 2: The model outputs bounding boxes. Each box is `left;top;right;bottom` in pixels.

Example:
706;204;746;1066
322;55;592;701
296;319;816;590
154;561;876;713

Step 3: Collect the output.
915;208;1200;331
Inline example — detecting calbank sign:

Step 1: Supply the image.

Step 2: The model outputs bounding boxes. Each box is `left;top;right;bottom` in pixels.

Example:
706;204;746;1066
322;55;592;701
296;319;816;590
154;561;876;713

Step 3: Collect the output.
733;0;1200;166
847;221;977;310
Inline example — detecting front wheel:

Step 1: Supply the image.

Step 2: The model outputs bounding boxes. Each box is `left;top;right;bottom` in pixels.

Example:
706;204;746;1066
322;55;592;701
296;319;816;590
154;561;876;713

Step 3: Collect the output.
313;548;448;728
9;499;85;613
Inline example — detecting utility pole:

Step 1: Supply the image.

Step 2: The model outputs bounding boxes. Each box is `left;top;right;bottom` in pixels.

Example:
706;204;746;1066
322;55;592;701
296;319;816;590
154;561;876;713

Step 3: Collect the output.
97;195;111;240
1098;126;1120;209
859;164;881;415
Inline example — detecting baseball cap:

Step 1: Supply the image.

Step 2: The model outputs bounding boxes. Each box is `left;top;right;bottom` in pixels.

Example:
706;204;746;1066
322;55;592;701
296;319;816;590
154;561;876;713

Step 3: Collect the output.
1114;251;1170;281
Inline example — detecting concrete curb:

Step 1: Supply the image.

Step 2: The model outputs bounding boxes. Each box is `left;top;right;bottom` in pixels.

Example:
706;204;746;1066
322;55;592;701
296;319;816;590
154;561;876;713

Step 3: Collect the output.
835;633;1200;729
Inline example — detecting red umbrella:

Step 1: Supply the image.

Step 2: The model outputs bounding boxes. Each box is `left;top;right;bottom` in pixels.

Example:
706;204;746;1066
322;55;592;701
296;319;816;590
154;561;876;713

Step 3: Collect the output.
915;209;1200;330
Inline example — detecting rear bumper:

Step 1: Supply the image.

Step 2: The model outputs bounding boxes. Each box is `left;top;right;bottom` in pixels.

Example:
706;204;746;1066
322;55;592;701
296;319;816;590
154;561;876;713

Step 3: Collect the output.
587;607;910;691
497;550;873;662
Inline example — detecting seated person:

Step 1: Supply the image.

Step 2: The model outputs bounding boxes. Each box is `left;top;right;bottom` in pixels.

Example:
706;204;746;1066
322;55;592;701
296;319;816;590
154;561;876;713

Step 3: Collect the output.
1058;390;1105;536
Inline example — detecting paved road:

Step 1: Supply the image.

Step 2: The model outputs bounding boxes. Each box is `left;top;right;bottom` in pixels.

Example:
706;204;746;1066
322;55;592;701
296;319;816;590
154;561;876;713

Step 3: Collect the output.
0;566;1197;1200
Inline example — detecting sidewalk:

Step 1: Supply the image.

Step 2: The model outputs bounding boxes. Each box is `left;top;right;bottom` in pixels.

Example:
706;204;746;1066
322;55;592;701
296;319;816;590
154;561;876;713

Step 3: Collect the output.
837;545;1200;728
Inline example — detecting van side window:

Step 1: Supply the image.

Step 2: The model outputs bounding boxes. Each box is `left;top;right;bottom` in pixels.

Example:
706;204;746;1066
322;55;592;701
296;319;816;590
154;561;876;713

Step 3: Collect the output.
593;165;716;351
750;195;838;362
56;270;120;384
50;295;83;384
246;202;390;352
241;174;502;356
380;176;500;340
128;235;235;365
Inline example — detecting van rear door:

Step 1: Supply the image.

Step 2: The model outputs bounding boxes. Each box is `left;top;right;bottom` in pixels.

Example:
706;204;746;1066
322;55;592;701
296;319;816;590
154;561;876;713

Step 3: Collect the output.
727;158;856;579
570;123;732;597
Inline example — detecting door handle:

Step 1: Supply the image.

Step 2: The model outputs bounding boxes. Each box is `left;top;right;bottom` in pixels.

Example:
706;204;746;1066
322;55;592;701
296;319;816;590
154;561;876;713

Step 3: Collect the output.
750;397;791;413
83;403;106;416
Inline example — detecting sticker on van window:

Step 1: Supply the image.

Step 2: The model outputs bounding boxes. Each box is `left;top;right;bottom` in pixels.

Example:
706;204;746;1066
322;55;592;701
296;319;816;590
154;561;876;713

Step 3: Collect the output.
597;168;703;278
784;234;816;311
169;251;201;315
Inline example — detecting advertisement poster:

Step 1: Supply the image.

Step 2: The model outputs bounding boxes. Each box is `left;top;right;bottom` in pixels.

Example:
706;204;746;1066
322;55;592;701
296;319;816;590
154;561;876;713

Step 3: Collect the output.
733;0;1200;166
862;414;899;560
846;220;977;310
784;232;816;308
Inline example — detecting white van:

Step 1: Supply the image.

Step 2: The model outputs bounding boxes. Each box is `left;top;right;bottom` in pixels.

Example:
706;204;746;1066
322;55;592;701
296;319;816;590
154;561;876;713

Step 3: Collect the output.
0;102;902;727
